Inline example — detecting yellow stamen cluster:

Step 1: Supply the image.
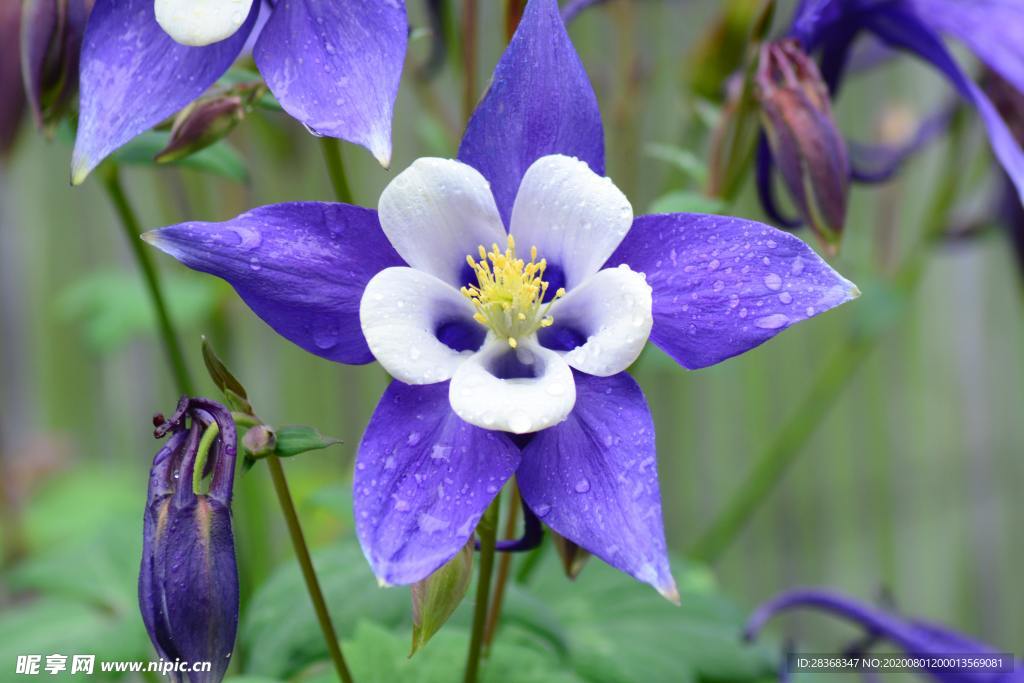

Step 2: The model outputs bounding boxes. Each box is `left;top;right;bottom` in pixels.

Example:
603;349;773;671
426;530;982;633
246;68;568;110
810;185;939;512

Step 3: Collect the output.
461;235;565;348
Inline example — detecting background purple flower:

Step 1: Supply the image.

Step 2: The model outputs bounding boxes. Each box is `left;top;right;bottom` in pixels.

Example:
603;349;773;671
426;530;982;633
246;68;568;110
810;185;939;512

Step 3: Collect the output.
72;0;408;184
757;0;1024;228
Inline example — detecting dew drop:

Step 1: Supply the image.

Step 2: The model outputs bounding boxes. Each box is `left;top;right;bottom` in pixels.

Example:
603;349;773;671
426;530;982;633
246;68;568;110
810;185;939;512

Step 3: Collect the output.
763;273;782;291
574;478;591;494
755;313;789;329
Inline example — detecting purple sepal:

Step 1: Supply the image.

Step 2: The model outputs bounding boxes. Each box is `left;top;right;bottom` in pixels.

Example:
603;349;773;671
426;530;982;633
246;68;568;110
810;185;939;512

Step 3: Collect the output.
72;0;258;184
140;398;239;683
914;0;1024;96
745;589;1023;683
863;5;1024;205
353;381;520;585
254;0;407;166
144;203;403;365
608;213;859;370
517;372;677;601
458;0;604;225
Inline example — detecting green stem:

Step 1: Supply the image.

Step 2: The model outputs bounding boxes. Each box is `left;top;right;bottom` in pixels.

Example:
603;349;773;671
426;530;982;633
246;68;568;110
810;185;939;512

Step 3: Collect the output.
193;421;220;494
266;455;355;683
102;165;193;395
462;0;479;124
319;138;354;204
690;111;968;564
463;495;500;683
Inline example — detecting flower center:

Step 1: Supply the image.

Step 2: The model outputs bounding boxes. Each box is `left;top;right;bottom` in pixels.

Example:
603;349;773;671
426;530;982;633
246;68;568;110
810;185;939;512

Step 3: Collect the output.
461;235;565;349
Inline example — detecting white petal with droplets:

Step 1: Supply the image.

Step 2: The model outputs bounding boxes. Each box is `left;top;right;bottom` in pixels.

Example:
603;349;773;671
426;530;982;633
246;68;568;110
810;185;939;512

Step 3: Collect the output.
378;158;507;286
154;0;254;46
449;337;576;434
509;154;633;290
555;264;653;376
360;267;476;384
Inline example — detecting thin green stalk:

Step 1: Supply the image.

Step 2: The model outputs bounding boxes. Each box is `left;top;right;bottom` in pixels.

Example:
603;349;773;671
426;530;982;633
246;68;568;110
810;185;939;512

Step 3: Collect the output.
462;0;479;124
193;421;220;494
690;111;968;564
320;138;354;204
102;165;193;395
483;481;520;649
266;455;355;683
463;495;500;683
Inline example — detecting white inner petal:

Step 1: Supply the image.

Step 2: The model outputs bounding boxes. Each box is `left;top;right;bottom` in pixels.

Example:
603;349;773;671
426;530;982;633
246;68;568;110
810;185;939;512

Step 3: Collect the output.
359;267;478;385
449;337;576;434
154;0;253;46
510;154;633;291
554;265;653;377
378;158;507;286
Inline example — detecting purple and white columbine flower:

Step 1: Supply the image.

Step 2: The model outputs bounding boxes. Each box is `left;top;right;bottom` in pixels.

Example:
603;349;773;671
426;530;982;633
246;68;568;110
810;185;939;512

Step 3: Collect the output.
71;0;407;184
758;0;1024;227
144;0;858;599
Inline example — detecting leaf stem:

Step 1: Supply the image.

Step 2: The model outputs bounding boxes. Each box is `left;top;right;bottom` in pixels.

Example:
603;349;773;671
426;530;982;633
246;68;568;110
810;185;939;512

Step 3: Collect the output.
462;0;479;124
690;110;968;563
483;481;520;649
101;165;193;395
319;138;354;204
463;494;500;683
266;455;355;683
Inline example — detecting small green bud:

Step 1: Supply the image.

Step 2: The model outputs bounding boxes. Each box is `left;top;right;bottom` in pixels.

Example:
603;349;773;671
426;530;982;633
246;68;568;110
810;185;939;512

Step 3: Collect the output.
242;424;276;457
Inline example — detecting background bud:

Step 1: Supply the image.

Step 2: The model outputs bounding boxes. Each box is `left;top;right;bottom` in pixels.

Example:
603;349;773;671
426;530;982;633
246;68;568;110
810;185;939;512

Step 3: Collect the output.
20;0;93;132
242;424;276;457
0;1;25;158
756;39;850;252
410;540;473;656
156;94;248;164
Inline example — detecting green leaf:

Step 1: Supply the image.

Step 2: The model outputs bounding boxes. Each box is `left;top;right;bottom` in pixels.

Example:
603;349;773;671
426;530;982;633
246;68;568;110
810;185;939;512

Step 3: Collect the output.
202;337;254;414
302;621;583;683
525;555;778;683
410;541;473;656
274;425;343;458
644;143;709;186
57;270;220;354
113;130;249;183
648;190;727;216
240;543;410;679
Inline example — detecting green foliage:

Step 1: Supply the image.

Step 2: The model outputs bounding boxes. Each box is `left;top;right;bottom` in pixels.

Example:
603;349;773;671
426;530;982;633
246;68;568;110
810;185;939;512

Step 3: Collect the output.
410;541;473;656
203;336;255;414
273;425;343;458
648;191;728;216
520;554;778;683
57;270;220;353
114;131;250;183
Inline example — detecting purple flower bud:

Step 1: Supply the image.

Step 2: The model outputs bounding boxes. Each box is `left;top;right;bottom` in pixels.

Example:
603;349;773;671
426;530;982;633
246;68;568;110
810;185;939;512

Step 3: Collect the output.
0;1;25;158
156;94;248;164
756;39;850;253
140;397;238;683
20;0;93;131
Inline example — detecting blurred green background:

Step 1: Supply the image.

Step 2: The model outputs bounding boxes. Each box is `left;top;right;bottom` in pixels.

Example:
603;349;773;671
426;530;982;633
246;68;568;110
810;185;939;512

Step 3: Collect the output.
1;0;1022;677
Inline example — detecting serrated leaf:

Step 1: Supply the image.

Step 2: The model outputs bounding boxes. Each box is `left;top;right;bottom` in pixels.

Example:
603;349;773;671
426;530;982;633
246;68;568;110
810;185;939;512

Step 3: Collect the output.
274;425;342;458
113;130;249;183
410;541;473;656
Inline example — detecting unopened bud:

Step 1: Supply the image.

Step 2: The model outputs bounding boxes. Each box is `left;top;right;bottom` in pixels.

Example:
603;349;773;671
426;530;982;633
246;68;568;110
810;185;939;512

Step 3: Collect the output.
20;0;93;132
140;397;238;683
410;540;473;656
156;94;248;164
756;39;850;253
552;531;590;580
